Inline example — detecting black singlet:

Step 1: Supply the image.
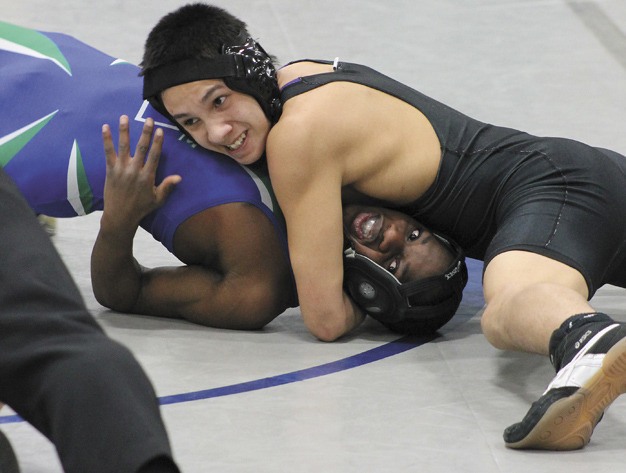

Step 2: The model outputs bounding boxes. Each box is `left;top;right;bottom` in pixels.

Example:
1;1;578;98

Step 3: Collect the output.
281;60;626;296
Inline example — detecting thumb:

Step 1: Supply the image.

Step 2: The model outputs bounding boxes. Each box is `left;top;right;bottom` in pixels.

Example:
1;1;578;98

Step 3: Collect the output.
155;175;182;206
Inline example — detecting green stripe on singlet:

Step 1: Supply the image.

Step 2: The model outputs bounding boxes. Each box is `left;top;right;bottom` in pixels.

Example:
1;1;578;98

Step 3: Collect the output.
67;140;94;215
0;111;57;167
0;21;72;75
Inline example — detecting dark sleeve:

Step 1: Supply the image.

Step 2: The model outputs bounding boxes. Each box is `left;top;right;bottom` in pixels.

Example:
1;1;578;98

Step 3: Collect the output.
0;169;179;473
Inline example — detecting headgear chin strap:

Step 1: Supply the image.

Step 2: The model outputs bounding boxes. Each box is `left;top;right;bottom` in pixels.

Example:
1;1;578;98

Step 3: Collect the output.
142;35;282;124
343;233;468;334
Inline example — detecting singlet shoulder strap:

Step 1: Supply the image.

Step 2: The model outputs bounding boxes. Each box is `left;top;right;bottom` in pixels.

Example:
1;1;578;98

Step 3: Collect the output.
281;58;333;68
280;60;435;114
280;59;407;104
280;59;367;102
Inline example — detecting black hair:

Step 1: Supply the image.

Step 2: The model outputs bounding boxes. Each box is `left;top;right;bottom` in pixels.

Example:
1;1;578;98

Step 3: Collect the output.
141;3;282;123
141;3;249;75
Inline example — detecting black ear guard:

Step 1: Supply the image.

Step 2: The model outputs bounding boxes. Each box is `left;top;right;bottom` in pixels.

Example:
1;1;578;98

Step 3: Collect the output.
221;37;282;122
343;233;468;334
142;35;282;126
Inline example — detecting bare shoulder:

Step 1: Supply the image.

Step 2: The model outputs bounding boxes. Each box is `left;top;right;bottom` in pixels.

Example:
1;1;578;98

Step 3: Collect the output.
268;91;380;192
266;125;327;204
268;95;341;167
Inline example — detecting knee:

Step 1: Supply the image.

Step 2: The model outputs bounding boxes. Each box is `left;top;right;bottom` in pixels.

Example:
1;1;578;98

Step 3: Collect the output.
480;282;555;350
480;301;507;350
480;280;591;351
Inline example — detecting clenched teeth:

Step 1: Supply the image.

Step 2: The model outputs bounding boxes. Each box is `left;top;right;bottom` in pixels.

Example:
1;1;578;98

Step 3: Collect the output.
226;131;247;150
352;213;382;243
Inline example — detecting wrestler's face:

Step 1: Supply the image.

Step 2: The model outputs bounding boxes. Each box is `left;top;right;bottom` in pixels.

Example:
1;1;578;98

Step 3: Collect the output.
161;79;270;165
342;205;454;283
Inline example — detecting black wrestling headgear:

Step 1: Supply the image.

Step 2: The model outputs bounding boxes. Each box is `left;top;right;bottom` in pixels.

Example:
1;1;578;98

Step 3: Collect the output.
142;34;282;124
343;233;468;334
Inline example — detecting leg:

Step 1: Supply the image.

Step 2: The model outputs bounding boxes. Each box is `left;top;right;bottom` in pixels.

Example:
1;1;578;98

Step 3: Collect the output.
481;250;591;354
0;170;179;473
483;251;626;450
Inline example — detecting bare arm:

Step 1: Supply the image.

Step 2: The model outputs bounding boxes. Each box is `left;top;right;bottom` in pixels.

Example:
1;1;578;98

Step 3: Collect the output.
93;204;292;329
267;120;365;342
91;115;180;312
164;201;294;328
92;117;293;328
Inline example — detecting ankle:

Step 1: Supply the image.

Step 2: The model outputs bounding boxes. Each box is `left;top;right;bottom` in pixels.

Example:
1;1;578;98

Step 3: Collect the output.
548;312;615;371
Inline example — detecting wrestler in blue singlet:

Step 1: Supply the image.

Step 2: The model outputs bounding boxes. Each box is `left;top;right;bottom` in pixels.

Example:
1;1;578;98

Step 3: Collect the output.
0;21;288;261
281;60;626;295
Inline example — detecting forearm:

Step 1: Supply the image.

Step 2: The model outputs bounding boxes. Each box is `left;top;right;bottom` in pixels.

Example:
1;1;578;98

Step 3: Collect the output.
93;116;181;313
302;291;366;342
93;240;285;327
90;216;143;312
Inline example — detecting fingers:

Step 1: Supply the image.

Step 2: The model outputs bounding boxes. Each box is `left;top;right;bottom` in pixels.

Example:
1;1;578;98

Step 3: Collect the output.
103;115;171;203
155;174;182;206
101;115;178;210
102;123;117;168
117;115;132;162
102;115;134;167
102;116;162;166
143;126;163;174
134;117;155;166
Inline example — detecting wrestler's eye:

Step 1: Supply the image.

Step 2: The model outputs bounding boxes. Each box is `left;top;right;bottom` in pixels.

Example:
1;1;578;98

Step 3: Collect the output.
387;259;398;274
408;229;420;241
182;117;199;128
214;96;226;107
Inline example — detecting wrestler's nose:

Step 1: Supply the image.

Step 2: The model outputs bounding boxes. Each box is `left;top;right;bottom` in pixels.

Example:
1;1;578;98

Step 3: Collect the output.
205;119;233;146
378;223;404;254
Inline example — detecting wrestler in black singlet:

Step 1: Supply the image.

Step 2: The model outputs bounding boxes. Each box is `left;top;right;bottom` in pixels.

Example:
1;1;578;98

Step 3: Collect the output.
281;60;626;296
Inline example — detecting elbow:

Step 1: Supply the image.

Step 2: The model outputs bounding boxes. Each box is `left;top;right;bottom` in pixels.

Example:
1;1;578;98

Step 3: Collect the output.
191;309;270;330
92;288;132;314
91;276;137;314
315;330;343;343
305;317;346;342
300;297;354;342
234;275;295;329
91;282;112;310
189;285;286;331
232;283;288;329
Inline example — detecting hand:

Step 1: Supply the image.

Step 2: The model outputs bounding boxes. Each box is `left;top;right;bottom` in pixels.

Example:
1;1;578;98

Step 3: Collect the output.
101;115;181;231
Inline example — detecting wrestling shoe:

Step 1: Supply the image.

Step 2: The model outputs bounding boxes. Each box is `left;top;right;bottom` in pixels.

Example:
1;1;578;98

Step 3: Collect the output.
37;215;57;236
504;323;626;450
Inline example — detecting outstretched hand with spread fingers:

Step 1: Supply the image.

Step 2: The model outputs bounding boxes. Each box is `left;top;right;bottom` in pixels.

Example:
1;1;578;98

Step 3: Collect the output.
101;115;181;232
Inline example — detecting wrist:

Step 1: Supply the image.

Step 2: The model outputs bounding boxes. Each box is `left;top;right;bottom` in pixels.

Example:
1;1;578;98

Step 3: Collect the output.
98;212;139;241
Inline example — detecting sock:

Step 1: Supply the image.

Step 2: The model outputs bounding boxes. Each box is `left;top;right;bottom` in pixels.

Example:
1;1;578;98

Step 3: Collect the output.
548;312;615;372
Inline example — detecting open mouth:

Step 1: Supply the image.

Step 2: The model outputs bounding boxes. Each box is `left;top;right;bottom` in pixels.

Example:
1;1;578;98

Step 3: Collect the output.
226;131;247;151
351;212;382;243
